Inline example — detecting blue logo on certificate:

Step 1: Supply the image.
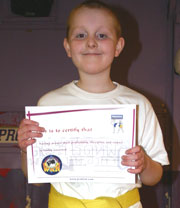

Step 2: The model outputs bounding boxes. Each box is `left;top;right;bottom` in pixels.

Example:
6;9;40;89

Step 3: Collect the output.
42;155;62;175
111;114;124;134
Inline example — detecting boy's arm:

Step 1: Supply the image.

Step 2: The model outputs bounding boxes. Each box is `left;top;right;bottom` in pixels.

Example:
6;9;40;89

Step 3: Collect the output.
121;145;163;186
21;151;45;187
21;151;28;178
18;119;45;186
139;153;163;185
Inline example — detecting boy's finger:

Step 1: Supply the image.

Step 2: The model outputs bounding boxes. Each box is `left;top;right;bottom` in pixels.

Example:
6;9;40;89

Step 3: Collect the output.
19;118;39;127
19;138;36;151
19;131;44;141
125;145;141;154
18;125;45;136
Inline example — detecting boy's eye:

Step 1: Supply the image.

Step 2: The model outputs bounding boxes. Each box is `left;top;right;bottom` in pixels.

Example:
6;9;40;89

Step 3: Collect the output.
96;33;108;39
75;33;87;39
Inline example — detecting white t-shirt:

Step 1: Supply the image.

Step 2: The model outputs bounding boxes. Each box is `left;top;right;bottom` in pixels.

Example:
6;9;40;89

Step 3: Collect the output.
38;81;169;207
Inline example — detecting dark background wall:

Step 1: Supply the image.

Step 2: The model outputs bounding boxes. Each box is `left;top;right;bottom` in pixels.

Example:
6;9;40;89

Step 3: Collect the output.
0;0;179;207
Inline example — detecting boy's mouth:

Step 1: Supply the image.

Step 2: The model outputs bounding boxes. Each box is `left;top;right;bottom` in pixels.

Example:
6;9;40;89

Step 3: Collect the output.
82;52;102;55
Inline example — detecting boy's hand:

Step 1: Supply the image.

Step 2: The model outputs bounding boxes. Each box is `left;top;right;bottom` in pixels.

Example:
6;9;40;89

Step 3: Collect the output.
18;119;45;153
121;145;147;174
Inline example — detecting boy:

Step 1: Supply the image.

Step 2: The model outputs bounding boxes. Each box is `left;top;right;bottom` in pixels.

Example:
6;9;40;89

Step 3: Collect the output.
18;1;169;207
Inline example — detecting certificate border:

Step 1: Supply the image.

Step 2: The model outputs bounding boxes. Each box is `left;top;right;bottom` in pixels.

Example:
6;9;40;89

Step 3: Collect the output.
27;106;136;180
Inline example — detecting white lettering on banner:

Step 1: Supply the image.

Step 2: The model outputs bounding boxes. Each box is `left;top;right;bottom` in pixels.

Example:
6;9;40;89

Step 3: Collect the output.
0;127;18;143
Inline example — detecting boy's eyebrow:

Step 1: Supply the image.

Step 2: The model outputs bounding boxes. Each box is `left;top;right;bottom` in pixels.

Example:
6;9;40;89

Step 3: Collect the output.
71;25;113;32
70;26;86;33
71;26;85;30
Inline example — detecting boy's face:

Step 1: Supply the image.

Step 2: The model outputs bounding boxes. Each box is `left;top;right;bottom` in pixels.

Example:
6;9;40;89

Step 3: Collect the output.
64;7;124;77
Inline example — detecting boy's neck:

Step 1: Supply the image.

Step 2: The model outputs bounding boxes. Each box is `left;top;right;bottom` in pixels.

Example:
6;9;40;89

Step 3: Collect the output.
76;77;116;93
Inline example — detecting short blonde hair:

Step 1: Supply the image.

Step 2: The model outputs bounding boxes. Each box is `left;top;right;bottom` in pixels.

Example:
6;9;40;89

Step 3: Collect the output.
66;0;122;39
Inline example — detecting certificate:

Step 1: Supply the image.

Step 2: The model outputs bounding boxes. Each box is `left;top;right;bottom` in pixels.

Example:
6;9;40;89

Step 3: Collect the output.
25;104;136;184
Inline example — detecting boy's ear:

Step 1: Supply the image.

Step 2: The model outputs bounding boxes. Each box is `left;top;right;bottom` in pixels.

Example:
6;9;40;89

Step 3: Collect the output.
115;37;125;57
63;38;72;57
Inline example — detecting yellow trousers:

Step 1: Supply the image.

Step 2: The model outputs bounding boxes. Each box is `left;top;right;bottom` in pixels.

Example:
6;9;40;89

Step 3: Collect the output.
48;185;140;208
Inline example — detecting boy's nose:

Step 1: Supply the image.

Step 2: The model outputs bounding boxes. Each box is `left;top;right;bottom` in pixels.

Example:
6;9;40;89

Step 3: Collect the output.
87;37;98;48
